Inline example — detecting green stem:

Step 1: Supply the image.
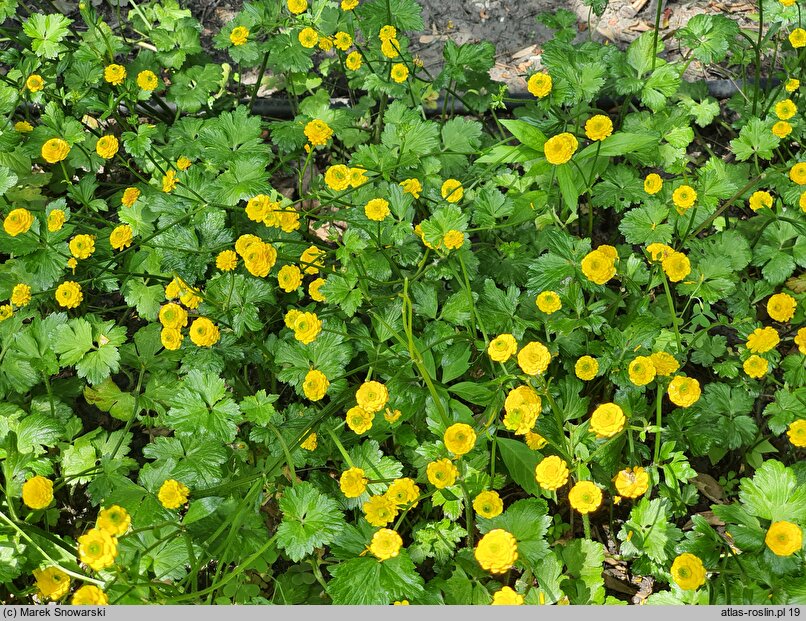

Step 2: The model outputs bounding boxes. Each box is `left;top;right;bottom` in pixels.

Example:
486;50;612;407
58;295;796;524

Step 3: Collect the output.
326;427;354;467
582;514;592;540
653;385;664;465
660;269;683;354
650;0;664;72
752;0;764;116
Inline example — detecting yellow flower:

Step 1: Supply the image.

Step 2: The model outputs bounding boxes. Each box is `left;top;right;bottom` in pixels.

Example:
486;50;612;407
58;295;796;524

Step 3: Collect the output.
26;74;44;92
585;115;613;141
767;292;797;322
650;352;679;376
400;178;422;198
109;224;133;250
773;121;793;138
524;431;547;450
444;423;477;456
491;586;523;606
67;258;77;272
33;567;70;601
536;290;561;314
474;529;518;574
390;63;409;83
303;369;329;401
488;334;518;362
160;328;183;351
786;78;800;92
781;0;796;6
158;479;190;509
569;481;602;514
71;585;108;605
791;28;806;48
293;311;321;344
370;528;402;561
581;249;616;285
341;0;358;9
646;242;673;262
334;31;352;51
473;490;503;519
325;164;351;191
122;187;140;207
667;375;701;408
340;467;367;498
77;528;118;571
230;26;249;46
590;403;626;438
672;185;697;213
363;494;398;527
162;169;178;192
787;420;806;447
304;119;333;146
189;317;220;347
534;455;569;491
670;553;707;590
746;326;779;353
794;327;806;354
287;0;307;13
70;234;96;259
15;120;34;133
243;241;278;278
22;475;53;509
628;356;656;386
544;132;578;165
379;25;397;41
517;341;551;375
159;303;188;329
427;458;458;489
765;521;802;556
443;229;465;250
96;505;131;537
365;198;390;221
355;381;388;413
346;405;374;434
614;467;650;498
503;385;541;435
176;156;192;171
0;304;12;322
749;190;773;212
104;64;126;85
380;38;400;58
527;72;552;98
441;179;464;203
384;407;402;424
245;194;271;222
216;249;238;271
55;281;83;309
95;135;119;159
309;277;326;301
299;27;318;48
743;354;768;379
11;283;31;307
46;208;66;232
662;251;691;282
345;166;369;188
790;162;806;185
137;70;158;91
300;432;317;450
298;245;324;275
3;208;34;237
775;99;797;120
801;191;806;213
41;137;70;163
575;355;598;381
278;264;302;292
346;51;363;71
386;478;420;507
644;173;663;194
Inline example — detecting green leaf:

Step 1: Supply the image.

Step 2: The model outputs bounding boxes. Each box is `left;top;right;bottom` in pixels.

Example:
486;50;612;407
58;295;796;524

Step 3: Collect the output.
676;14;739;64
326;553;425;604
277;482;345;562
496;437;542;497
618;497;679;563
730;118;780;161
409;519;467;564
478;498;551;569
560;538;606;604
739;460;806;523
163;371;242;443
22;13;72;59
168;64;222;113
619;204;674;245
500;119;546;151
